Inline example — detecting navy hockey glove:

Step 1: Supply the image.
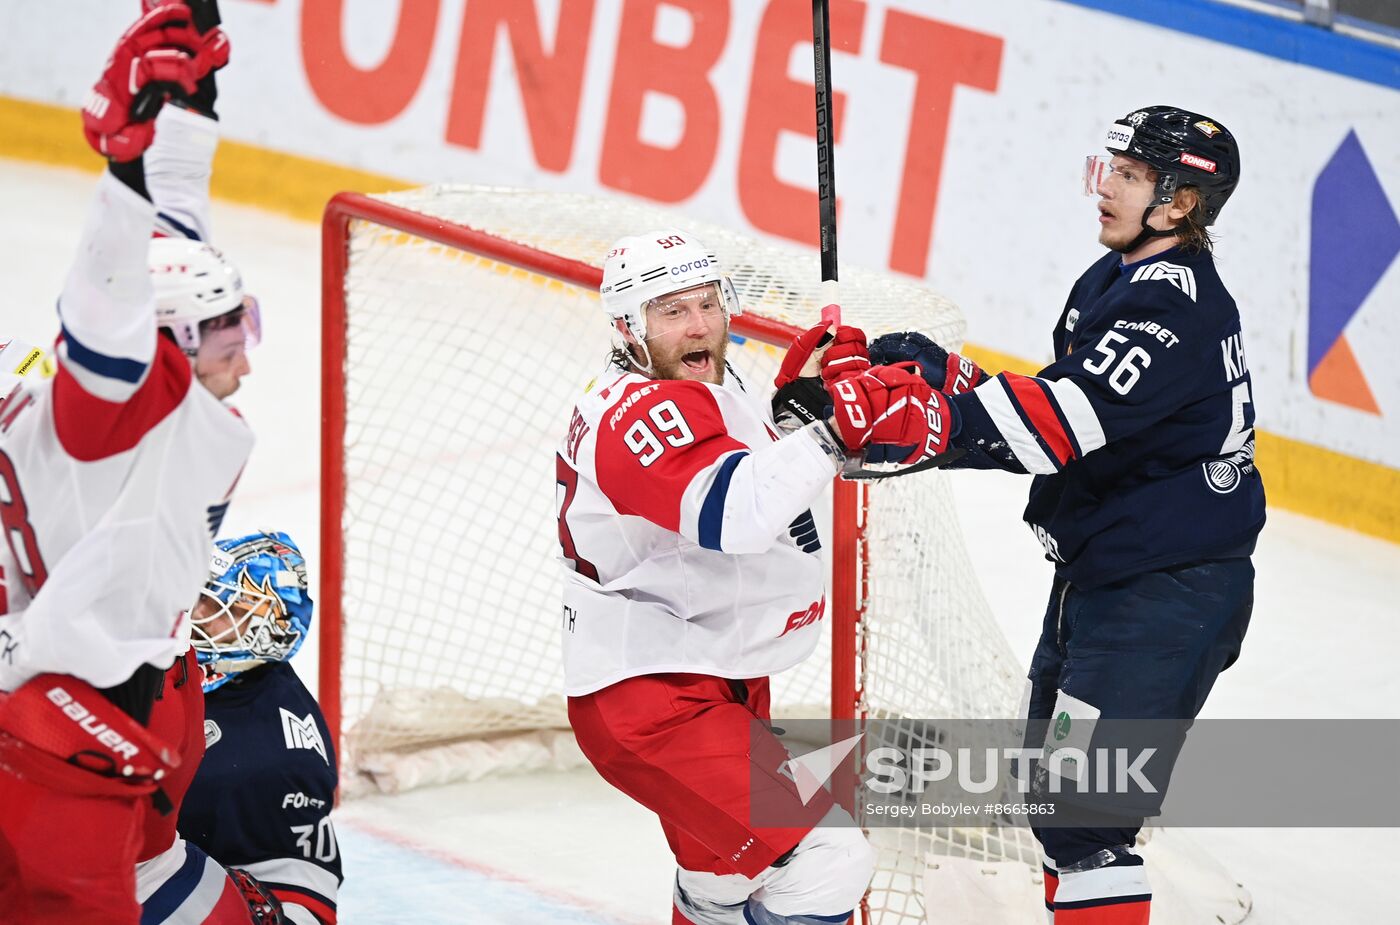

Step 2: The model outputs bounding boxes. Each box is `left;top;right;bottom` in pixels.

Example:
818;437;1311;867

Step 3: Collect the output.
869;331;988;395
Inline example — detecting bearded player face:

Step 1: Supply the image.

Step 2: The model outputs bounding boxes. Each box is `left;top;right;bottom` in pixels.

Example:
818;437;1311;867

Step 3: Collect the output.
638;282;729;385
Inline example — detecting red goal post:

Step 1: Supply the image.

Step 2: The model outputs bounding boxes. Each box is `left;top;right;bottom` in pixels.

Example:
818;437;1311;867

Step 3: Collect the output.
320;190;865;759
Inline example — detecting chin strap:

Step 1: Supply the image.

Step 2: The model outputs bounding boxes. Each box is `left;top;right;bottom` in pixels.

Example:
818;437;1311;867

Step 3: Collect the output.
1123;205;1180;254
628;340;655;375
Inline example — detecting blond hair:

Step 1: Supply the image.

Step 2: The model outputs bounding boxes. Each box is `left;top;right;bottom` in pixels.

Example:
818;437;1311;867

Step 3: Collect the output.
1174;186;1215;254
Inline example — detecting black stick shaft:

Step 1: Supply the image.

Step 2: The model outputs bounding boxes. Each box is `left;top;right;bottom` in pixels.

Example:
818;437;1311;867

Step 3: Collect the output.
812;0;838;287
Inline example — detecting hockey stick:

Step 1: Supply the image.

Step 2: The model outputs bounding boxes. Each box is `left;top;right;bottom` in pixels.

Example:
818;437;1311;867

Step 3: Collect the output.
840;447;968;480
812;0;840;328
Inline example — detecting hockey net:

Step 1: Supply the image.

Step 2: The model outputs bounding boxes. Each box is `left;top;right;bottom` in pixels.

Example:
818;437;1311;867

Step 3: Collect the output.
321;186;1249;925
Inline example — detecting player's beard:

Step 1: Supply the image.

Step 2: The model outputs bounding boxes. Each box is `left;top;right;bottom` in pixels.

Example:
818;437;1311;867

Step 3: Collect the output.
1098;205;1139;252
650;333;728;385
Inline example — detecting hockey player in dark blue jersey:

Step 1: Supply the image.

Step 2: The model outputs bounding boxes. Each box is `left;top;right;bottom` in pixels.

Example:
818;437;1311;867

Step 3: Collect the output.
177;532;341;925
860;106;1264;924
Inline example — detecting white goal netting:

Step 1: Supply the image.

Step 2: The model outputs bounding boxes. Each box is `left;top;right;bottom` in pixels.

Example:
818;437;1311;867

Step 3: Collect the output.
325;185;1249;925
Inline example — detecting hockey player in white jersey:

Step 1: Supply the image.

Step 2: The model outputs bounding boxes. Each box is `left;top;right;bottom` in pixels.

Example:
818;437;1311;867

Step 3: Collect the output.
558;230;949;924
0;5;256;923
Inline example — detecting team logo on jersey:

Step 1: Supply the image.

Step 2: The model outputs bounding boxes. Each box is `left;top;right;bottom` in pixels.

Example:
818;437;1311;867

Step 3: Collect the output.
1203;440;1256;495
1130;261;1197;302
280;707;329;765
1193;120;1222;138
204;719;222;748
1203;460;1242;494
1065;309;1080;332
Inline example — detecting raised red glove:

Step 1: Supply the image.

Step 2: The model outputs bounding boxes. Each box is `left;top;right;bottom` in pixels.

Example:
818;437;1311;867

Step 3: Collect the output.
774;323;829;389
143;1;227;42
82;5;227;161
774;323;871;389
819;325;870;382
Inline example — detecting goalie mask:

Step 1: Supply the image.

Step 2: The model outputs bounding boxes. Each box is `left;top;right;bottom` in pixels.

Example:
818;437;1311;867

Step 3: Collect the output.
191;531;312;693
149;236;262;355
600;229;741;371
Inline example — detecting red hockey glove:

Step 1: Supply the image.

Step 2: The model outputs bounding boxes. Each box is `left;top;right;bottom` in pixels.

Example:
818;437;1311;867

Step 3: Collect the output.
861;387;957;469
869;331;988;395
82;4;228;161
774;323;829;389
819;325;870;381
775;323;871;389
143;0;227;41
826;363;947;453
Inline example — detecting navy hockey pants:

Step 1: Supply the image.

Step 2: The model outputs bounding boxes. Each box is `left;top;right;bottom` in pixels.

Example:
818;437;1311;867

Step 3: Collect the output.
1025;558;1254;867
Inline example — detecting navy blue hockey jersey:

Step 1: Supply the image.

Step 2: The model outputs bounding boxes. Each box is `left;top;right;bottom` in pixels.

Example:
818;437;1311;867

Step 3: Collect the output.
950;245;1266;587
179;661;342;925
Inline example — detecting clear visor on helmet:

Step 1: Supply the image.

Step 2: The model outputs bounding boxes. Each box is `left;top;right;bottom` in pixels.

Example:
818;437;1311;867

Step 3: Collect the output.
238;295;262;349
641;279;740;336
195;295;262;356
1083;154;1114;196
1083;155;1178;204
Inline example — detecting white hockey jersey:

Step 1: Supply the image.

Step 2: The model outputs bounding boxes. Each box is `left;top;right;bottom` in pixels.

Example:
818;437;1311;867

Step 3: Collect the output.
557;362;843;695
0;167;252;691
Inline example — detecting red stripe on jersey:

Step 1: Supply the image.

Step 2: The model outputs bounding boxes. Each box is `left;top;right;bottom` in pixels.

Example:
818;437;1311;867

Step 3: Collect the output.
53;335;192;462
271;886;338;925
1004;374;1074;466
594;381;745;532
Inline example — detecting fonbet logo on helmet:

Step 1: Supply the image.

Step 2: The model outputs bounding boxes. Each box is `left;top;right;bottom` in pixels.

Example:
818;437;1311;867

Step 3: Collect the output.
1179;152;1218;174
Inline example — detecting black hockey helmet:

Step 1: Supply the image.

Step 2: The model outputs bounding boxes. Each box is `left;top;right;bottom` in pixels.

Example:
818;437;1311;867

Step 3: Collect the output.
1104;106;1241;226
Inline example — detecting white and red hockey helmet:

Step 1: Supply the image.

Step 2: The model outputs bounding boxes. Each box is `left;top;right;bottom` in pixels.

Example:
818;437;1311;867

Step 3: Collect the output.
148;236;257;353
600;228;741;346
